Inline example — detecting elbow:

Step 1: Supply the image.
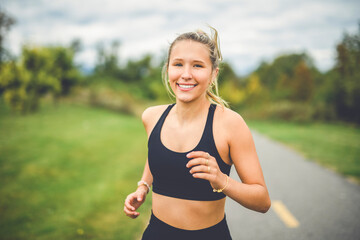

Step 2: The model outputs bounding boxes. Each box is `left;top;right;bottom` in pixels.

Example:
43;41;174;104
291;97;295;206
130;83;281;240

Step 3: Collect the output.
254;190;271;213
260;187;271;213
247;196;271;213
259;198;271;213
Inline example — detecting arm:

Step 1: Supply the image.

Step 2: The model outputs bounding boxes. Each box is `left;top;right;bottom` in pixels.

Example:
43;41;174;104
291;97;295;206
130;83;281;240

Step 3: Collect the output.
123;158;152;218
222;115;271;213
187;110;270;213
124;105;166;218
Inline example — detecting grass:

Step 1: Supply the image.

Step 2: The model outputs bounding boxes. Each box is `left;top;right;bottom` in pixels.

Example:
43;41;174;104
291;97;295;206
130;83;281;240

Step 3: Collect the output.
247;120;360;182
0;102;151;240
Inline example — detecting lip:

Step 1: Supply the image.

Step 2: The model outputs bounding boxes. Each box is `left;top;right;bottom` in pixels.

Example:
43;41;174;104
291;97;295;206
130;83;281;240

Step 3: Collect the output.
176;83;197;91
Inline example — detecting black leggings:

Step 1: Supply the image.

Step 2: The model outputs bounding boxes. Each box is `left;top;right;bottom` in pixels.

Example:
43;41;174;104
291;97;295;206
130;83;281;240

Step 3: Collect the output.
141;212;232;240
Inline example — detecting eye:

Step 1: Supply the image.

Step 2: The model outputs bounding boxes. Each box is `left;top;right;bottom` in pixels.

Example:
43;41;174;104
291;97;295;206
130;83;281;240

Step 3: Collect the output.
194;64;203;68
174;63;182;67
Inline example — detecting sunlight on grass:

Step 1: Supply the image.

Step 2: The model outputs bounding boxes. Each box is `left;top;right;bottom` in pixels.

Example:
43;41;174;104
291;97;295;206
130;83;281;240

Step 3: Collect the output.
0;103;151;239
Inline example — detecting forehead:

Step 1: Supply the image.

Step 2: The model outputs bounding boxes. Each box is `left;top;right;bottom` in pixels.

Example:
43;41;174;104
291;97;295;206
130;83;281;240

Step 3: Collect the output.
170;40;210;61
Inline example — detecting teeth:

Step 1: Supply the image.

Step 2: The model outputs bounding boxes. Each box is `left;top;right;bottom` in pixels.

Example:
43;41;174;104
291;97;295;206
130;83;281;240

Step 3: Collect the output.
178;84;195;89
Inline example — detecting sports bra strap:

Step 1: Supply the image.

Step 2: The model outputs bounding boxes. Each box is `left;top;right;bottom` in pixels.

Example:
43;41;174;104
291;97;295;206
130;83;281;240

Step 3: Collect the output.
205;104;216;135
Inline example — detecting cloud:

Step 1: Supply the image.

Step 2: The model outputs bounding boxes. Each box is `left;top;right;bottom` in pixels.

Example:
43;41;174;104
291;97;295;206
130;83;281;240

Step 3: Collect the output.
3;0;360;75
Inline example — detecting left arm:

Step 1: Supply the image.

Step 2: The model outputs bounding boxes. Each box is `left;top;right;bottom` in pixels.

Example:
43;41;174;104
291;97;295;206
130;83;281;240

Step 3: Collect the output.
223;114;270;213
187;111;271;213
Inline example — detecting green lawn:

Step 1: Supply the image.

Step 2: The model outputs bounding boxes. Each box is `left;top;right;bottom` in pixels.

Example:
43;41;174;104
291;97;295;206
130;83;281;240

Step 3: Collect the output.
247;120;360;182
0;102;151;240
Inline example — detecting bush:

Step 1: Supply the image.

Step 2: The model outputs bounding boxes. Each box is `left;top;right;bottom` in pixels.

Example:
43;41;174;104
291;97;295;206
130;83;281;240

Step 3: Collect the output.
0;45;81;113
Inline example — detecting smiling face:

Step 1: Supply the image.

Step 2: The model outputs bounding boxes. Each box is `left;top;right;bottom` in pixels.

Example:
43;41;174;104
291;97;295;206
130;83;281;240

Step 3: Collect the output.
167;40;218;104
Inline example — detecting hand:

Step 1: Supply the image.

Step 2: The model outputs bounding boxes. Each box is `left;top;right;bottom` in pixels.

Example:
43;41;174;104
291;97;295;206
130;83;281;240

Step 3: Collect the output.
186;151;227;190
123;186;147;218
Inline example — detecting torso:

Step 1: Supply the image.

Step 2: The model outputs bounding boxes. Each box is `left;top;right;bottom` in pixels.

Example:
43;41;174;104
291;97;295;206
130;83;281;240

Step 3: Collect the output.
144;103;233;230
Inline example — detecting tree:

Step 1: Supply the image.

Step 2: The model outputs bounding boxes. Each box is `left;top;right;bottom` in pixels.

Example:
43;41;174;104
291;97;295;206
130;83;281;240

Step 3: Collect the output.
0;9;15;68
0;45;80;113
254;53;316;101
292;60;314;101
94;40;120;77
333;24;360;123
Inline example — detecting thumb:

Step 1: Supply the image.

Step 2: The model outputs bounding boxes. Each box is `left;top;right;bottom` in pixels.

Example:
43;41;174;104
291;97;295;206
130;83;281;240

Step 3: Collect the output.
137;190;147;202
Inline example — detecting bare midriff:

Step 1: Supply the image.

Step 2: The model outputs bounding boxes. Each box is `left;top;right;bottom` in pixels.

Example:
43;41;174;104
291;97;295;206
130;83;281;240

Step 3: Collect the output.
152;192;226;230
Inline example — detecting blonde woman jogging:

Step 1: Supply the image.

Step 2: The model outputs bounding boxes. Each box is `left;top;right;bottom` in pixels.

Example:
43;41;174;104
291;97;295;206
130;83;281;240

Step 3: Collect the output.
124;27;271;240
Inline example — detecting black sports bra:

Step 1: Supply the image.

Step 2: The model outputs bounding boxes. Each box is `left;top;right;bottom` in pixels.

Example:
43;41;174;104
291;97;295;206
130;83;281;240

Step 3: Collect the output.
148;103;231;201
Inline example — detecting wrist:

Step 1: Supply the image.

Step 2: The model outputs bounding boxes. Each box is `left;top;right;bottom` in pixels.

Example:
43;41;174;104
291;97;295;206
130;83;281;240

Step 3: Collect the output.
137;180;150;193
213;174;229;193
137;185;148;194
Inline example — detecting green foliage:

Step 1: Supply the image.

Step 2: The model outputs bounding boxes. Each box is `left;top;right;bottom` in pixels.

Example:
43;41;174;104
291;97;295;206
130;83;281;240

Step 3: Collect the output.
220;78;246;107
0;60;60;113
254;53;316;101
332;25;360;123
218;62;238;88
91;41;168;103
94;40;120;77
0;45;81;113
0;9;15;67
292;60;314;101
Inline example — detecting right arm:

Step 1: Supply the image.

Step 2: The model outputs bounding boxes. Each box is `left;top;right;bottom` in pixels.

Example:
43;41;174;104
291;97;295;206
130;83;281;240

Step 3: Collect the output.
123;158;152;218
123;105;167;218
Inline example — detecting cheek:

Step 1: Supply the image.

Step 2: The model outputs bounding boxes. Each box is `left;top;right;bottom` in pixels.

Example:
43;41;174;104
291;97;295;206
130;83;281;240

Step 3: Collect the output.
197;72;212;85
167;68;180;82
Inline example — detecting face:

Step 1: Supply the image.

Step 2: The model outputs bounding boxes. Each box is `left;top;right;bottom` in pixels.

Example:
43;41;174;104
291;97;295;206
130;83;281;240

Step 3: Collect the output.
167;40;218;104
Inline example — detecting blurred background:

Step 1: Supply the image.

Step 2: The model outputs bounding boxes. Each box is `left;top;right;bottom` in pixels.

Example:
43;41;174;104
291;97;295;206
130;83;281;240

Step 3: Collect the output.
0;0;359;239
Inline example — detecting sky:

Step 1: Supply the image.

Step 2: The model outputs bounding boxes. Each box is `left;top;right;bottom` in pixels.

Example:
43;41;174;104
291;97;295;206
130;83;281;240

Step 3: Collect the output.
1;0;359;75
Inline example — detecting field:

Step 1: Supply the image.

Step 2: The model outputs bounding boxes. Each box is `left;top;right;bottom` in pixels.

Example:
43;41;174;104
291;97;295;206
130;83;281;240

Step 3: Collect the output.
0;102;151;240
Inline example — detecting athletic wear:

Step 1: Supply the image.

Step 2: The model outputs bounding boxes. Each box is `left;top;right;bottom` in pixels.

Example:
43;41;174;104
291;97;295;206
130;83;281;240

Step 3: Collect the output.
148;103;231;201
141;212;232;240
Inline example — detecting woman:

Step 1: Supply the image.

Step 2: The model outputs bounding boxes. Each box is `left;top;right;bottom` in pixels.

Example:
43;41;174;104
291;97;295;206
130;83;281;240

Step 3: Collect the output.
124;27;271;239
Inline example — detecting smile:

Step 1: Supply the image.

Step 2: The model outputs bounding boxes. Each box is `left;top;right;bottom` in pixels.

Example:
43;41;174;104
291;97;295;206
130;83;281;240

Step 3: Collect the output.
176;83;197;90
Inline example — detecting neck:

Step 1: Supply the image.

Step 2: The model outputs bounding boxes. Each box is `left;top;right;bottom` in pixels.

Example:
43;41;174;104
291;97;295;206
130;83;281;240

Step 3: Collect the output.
174;97;211;124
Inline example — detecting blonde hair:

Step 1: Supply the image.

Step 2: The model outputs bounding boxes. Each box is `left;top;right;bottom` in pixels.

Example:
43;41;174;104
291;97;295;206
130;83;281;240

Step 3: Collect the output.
162;26;228;107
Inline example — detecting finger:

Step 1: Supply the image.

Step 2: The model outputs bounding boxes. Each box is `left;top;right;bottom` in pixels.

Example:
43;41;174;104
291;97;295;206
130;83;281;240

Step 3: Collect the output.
186;157;211;168
187;151;210;159
137;194;143;202
124;197;136;211
123;206;139;218
189;165;211;174
137;190;147;202
192;172;212;181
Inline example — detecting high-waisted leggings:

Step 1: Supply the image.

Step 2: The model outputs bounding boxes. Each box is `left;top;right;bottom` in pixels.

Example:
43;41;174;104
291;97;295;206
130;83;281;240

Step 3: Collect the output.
141;212;232;240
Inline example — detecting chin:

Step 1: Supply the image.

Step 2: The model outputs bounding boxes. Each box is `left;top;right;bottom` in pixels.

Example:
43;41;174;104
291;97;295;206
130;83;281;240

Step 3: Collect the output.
175;96;193;103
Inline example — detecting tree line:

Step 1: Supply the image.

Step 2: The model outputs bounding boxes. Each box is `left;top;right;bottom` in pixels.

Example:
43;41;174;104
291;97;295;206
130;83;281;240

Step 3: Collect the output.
0;10;359;124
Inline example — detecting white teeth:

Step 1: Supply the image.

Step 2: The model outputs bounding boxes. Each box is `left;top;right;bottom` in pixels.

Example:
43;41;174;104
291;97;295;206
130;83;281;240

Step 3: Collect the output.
178;84;195;89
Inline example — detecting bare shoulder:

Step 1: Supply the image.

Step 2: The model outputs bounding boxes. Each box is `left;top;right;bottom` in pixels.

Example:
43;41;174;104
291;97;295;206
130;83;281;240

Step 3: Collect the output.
215;105;251;140
142;104;170;136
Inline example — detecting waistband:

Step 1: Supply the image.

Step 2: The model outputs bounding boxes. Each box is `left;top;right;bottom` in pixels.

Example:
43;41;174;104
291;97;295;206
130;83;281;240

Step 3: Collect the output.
150;212;227;232
144;212;232;239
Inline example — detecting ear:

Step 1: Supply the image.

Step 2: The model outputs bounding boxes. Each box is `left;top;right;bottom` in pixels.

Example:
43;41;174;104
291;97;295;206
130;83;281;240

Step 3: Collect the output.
210;67;219;84
213;67;219;78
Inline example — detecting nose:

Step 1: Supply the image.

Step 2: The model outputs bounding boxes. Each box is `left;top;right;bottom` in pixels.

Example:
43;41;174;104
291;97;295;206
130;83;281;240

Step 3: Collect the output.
181;65;192;80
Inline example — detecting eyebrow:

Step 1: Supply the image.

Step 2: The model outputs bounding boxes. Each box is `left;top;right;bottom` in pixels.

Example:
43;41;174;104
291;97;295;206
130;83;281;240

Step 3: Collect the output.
172;58;206;64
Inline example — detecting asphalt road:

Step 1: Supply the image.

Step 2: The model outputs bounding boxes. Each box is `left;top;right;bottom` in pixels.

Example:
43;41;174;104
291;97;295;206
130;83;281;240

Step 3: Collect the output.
225;131;360;240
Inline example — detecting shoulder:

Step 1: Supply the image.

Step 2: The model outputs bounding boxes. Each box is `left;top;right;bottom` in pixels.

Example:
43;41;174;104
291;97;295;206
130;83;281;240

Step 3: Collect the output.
142;104;171;136
215;105;247;128
214;105;251;142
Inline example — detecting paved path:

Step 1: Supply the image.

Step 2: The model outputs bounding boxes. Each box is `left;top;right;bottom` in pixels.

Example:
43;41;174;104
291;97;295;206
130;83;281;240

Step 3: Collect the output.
225;131;360;240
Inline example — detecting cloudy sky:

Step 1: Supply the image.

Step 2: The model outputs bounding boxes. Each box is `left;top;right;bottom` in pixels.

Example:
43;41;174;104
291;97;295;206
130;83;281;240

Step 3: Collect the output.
2;0;359;75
